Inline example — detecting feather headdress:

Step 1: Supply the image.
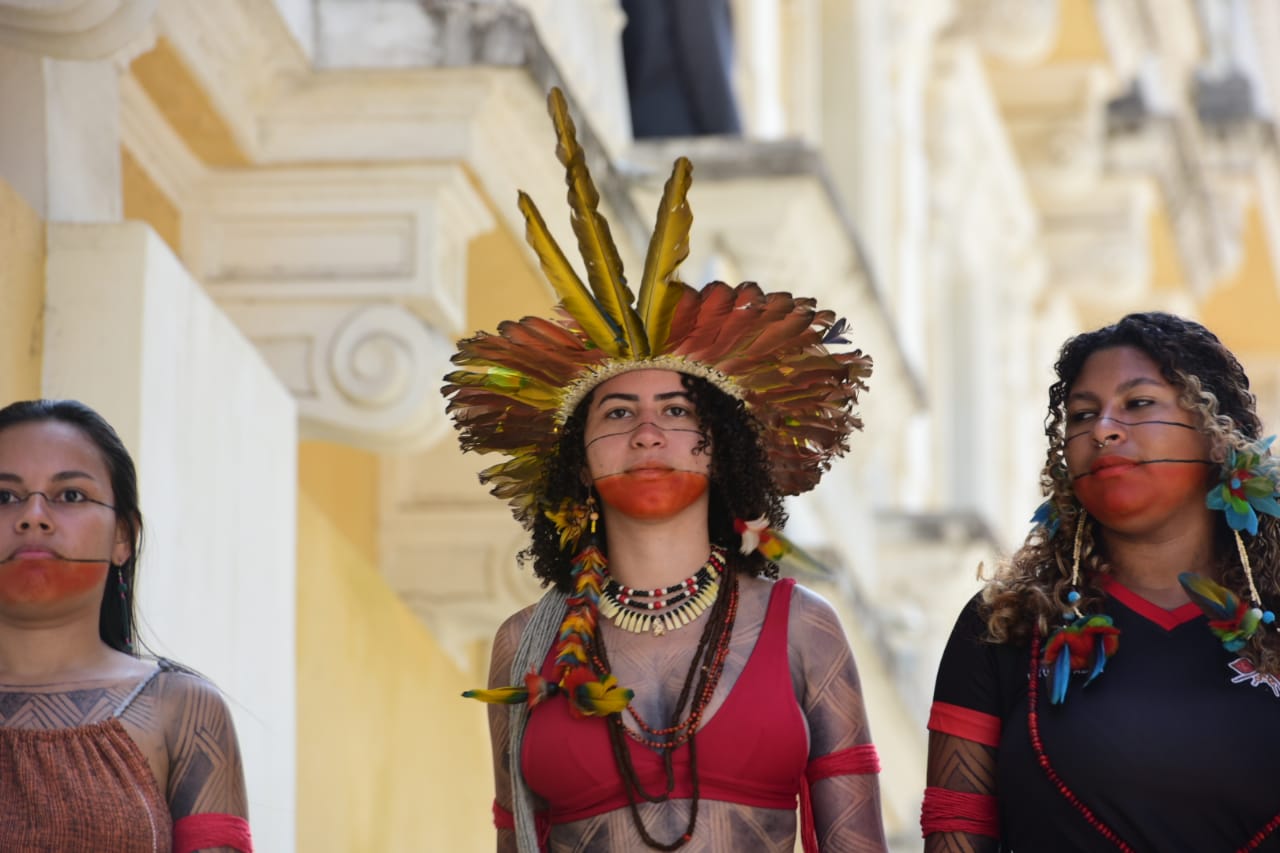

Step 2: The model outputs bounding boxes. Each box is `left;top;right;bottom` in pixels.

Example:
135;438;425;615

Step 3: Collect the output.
443;88;873;525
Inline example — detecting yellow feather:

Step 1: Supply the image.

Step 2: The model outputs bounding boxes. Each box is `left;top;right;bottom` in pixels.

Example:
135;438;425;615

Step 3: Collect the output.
636;157;693;353
547;88;647;356
517;191;624;357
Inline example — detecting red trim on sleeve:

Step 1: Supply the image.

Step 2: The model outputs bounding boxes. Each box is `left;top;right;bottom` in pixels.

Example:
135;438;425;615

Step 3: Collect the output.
920;786;999;838
799;744;881;852
493;800;515;830
927;701;1002;747
172;813;252;853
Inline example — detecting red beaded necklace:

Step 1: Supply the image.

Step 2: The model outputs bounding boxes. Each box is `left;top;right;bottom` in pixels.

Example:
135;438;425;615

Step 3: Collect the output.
591;565;740;850
1028;627;1280;852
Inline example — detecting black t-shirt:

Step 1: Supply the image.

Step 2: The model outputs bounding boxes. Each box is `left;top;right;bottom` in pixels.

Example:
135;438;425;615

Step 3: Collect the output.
931;578;1280;852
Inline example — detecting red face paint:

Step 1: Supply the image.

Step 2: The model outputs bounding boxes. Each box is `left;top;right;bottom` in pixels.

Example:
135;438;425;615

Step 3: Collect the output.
594;469;709;520
1073;459;1211;528
0;556;108;606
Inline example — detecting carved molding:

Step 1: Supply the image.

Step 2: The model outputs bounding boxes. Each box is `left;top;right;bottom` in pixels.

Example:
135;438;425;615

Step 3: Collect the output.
1107;114;1244;295
949;0;1060;64
183;164;491;332
178;163;492;450
988;63;1111;198
220;300;458;451
627;137;924;431
0;0;156;59
378;445;544;674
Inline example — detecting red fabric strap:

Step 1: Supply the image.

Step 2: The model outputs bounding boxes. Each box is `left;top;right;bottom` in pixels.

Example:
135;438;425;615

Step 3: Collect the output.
799;744;881;853
172;813;252;853
927;701;1002;747
920;786;999;838
492;799;551;849
805;743;880;782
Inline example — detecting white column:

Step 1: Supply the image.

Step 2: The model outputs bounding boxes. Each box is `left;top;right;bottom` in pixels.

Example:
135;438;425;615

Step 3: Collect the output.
42;222;298;853
0;46;122;220
0;0;158;220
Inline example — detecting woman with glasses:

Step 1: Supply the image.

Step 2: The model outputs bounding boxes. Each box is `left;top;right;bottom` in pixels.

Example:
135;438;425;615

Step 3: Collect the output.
0;399;253;853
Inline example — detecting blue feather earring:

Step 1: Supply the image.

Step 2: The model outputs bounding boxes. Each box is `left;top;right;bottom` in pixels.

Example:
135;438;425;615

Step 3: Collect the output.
1041;509;1120;705
1179;435;1280;650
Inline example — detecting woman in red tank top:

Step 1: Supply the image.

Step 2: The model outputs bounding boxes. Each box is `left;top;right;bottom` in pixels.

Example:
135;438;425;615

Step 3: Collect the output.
443;88;889;852
0;399;253;853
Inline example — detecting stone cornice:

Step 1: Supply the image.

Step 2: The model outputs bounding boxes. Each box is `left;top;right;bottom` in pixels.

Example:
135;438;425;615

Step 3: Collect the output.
627;136;926;415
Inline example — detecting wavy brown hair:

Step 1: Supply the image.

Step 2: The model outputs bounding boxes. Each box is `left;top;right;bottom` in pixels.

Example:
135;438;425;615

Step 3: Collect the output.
983;312;1280;673
522;372;787;591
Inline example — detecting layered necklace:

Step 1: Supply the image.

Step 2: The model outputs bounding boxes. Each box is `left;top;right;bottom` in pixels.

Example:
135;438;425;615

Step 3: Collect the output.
600;546;726;636
591;557;739;851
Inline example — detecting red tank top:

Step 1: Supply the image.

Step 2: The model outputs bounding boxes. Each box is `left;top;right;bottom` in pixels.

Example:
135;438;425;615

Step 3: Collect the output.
522;577;809;824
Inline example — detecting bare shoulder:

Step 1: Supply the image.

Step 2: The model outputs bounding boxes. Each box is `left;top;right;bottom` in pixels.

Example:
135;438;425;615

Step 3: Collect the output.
788;582;845;634
495;602;538;645
154;666;241;748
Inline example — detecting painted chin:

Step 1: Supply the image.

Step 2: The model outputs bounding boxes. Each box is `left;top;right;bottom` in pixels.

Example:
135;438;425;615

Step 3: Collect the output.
594;470;709;520
0;557;109;606
1074;461;1209;526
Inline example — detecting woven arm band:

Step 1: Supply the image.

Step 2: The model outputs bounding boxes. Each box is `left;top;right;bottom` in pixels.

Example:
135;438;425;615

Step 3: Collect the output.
173;813;253;853
920;786;999;838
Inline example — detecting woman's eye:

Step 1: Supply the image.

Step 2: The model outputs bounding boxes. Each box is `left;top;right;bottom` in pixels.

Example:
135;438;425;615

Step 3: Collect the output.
0;490;17;504
665;405;691;418
1127;398;1155;409
1067;411;1095;423
57;489;86;504
603;407;631;420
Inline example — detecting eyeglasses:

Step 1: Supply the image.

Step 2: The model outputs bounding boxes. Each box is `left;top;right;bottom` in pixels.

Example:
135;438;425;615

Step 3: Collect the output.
0;489;116;515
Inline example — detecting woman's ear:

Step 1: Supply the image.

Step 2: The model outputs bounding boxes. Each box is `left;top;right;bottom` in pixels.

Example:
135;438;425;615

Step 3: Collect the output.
111;516;134;567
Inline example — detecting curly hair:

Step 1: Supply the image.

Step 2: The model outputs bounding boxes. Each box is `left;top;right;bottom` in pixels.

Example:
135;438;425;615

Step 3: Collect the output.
983;312;1280;673
522;373;787;591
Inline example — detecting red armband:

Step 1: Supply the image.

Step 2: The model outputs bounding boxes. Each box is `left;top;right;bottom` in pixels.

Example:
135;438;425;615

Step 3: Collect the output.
927;701;1001;747
920;786;999;838
173;813;253;853
799;744;880;853
805;743;880;782
492;799;551;847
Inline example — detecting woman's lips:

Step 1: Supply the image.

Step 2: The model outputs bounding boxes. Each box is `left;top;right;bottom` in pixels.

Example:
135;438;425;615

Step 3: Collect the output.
624;465;675;479
1090;455;1138;477
9;547;58;561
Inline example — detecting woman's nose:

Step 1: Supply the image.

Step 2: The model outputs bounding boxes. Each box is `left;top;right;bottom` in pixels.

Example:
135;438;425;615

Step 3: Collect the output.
1090;414;1125;449
14;493;55;532
628;421;667;447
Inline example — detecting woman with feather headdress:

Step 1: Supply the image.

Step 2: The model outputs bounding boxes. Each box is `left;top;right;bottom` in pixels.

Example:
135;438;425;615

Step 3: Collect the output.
443;89;888;852
924;313;1280;852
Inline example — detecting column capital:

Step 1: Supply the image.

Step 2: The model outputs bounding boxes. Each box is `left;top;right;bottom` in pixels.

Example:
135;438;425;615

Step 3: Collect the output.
183;163;494;451
0;0;156;60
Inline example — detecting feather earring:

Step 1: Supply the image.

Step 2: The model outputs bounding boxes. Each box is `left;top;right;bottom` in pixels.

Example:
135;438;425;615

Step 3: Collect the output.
1181;436;1280;651
1041;510;1120;705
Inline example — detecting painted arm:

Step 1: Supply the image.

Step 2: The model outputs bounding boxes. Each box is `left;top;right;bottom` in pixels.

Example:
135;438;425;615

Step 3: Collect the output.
488;608;533;853
162;672;252;853
923;731;999;853
790;585;889;852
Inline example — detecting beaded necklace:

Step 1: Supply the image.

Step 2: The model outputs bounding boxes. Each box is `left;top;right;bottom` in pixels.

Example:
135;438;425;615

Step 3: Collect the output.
592;563;740;850
600;547;726;636
1027;627;1280;851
